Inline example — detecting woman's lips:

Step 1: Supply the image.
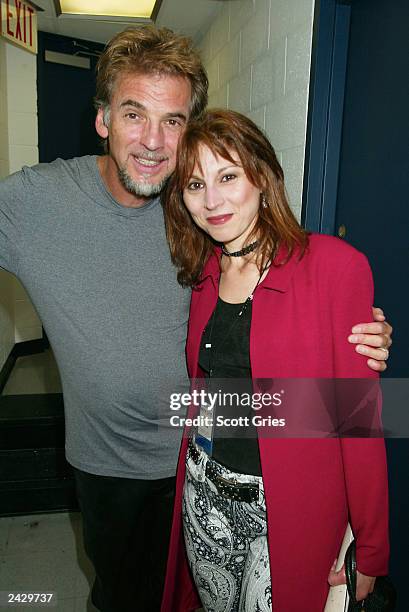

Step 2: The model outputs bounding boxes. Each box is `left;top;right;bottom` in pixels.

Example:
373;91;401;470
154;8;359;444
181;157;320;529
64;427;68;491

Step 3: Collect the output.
206;214;233;225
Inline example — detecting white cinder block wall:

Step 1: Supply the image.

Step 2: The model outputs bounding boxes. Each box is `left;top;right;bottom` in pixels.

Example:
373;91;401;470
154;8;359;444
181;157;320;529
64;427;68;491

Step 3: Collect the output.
0;40;15;370
0;269;13;369
0;40;41;369
197;0;315;220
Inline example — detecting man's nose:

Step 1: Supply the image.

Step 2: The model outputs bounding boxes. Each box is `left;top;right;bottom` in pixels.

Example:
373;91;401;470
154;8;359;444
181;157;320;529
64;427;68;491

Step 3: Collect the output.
140;121;164;150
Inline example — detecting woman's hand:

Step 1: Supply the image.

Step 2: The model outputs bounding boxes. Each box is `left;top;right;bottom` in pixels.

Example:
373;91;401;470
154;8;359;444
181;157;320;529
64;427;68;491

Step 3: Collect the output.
328;561;376;601
356;571;376;601
348;307;392;371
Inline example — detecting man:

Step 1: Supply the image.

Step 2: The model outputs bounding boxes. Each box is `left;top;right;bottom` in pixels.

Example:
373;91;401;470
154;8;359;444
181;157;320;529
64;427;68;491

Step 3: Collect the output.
0;26;391;612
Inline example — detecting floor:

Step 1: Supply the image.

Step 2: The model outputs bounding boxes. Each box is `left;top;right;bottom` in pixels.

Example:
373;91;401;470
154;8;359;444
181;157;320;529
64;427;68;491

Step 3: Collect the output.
0;352;203;611
0;511;96;611
1;353;95;610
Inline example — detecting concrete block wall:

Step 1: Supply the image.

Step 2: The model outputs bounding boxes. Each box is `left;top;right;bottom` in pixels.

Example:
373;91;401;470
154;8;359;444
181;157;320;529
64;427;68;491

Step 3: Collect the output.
0;40;41;369
197;0;315;220
0;41;10;180
0;40;14;369
0;269;14;370
4;42;39;173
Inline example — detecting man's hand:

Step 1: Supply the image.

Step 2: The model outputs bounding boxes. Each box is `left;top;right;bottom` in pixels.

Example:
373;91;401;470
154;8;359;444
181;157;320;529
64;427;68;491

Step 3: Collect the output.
328;561;376;601
348;307;392;372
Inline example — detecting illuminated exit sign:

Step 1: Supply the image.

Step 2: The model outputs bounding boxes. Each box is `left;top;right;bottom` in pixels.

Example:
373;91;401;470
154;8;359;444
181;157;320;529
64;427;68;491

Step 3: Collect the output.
0;0;42;54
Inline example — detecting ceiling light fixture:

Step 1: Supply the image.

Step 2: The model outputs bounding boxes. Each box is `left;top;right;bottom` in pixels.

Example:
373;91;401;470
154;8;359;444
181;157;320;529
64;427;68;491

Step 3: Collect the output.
54;0;163;22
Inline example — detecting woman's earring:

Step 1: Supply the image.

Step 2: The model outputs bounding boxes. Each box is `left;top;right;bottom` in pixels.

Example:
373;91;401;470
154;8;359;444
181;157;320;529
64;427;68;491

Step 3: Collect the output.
261;193;268;209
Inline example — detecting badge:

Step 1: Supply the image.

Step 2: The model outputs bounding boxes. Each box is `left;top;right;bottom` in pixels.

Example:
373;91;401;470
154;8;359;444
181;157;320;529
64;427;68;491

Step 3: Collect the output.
194;396;214;456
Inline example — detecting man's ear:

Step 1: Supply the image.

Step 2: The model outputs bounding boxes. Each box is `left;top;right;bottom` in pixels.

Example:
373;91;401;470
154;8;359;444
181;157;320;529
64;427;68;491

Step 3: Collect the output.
95;108;109;139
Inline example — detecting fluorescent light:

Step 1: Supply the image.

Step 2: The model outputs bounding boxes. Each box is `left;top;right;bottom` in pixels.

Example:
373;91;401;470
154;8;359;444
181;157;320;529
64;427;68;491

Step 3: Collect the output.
56;0;161;20
45;50;91;70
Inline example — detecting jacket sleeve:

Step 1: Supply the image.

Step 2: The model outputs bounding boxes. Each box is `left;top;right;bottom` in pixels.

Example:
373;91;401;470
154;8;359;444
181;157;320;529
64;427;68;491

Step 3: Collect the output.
330;249;389;576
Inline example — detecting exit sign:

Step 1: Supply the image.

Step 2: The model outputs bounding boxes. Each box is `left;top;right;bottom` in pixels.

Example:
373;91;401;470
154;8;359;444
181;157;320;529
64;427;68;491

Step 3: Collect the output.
1;0;41;54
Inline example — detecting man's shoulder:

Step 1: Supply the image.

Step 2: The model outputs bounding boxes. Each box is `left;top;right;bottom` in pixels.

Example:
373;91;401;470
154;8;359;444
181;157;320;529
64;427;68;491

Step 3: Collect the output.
1;155;96;192
23;155;96;183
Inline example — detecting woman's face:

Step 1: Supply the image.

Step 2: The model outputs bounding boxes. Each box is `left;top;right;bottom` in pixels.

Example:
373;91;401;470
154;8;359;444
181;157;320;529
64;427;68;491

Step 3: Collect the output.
182;145;261;251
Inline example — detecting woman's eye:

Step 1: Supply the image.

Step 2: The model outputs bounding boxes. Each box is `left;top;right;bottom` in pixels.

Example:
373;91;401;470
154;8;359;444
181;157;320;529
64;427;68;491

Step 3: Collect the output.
221;174;236;182
187;182;203;191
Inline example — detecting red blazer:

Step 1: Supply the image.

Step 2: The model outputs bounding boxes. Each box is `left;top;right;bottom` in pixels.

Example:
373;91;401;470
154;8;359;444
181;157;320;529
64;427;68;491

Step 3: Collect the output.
161;234;389;612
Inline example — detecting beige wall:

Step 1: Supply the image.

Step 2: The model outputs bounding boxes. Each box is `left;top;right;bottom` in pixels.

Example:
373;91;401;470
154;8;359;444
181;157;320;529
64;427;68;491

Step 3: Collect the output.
0;39;41;370
0;40;14;369
197;0;315;220
0;269;14;369
0;41;9;180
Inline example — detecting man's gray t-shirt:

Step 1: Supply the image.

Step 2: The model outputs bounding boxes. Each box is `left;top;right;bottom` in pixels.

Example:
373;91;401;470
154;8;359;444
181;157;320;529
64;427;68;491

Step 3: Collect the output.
0;156;190;478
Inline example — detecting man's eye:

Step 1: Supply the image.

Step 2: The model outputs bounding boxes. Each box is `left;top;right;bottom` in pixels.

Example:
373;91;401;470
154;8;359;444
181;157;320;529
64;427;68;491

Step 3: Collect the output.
125;113;140;120
166;119;182;128
187;182;203;191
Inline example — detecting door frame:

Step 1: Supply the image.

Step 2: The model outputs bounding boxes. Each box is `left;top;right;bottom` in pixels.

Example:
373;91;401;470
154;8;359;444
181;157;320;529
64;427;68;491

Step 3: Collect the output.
301;0;352;234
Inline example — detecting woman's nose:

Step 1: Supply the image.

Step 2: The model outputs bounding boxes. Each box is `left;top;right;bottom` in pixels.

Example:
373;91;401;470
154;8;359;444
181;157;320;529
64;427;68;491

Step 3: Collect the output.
204;185;224;210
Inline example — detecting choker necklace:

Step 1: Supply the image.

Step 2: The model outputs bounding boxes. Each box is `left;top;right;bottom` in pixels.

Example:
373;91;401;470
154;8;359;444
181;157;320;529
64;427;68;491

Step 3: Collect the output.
221;240;259;257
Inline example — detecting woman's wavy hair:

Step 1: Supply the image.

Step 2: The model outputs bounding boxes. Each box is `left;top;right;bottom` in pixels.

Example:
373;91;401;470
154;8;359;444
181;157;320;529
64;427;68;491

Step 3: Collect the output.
163;108;308;287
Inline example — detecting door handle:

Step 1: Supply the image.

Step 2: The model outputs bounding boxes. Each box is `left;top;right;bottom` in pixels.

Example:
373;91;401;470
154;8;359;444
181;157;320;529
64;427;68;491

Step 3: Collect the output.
337;224;346;238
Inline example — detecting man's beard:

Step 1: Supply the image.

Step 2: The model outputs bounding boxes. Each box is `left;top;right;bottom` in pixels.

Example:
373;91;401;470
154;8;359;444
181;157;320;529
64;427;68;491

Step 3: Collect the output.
118;166;170;198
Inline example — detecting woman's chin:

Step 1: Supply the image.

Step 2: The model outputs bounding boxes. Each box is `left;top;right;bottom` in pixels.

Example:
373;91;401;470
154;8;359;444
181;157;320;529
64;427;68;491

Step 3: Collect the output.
204;227;234;244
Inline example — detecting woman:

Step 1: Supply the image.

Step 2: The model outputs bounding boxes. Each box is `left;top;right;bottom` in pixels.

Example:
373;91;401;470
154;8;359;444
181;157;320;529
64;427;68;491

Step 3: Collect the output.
161;109;389;612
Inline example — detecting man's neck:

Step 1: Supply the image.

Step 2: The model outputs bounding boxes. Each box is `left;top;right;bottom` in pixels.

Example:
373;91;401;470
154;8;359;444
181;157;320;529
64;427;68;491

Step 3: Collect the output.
97;155;152;209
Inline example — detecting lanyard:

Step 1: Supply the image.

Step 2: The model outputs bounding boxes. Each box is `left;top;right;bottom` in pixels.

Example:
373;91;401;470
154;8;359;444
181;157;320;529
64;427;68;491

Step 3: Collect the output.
205;263;269;378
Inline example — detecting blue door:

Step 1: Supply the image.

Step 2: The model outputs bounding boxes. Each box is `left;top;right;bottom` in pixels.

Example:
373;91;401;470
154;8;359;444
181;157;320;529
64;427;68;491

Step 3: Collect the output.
37;31;104;162
304;0;409;606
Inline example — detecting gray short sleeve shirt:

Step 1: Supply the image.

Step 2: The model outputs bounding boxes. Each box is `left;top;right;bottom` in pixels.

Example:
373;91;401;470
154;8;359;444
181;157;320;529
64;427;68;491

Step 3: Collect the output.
0;156;190;478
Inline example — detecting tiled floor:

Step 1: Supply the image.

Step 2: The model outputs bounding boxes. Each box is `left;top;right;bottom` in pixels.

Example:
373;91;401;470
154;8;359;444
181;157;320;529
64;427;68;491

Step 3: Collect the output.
0;511;96;611
3;351;62;396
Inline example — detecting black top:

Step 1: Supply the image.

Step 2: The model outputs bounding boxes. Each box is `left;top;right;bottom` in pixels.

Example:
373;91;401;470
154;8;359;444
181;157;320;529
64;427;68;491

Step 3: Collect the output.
199;297;262;476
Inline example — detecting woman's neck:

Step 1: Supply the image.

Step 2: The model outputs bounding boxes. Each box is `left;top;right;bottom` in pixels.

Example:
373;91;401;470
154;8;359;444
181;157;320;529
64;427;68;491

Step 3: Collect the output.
219;254;263;303
221;253;258;274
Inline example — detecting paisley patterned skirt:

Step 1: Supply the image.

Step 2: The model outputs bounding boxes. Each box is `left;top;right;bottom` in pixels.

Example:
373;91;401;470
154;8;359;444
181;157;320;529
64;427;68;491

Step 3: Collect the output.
182;444;272;612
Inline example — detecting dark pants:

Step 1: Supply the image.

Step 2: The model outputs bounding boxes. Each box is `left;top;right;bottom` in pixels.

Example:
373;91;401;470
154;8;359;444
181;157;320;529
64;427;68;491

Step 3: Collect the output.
73;467;176;612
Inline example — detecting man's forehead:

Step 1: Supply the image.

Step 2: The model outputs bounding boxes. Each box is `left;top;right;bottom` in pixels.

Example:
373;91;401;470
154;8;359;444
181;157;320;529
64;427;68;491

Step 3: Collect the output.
112;71;192;110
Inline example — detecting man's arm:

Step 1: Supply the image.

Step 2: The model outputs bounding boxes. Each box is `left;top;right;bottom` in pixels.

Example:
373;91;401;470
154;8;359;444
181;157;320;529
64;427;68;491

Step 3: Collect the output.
0;170;27;274
348;307;392;372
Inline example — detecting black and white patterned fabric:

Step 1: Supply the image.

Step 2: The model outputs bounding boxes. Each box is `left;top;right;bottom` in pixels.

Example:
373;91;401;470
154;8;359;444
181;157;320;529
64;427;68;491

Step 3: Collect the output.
182;445;272;612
